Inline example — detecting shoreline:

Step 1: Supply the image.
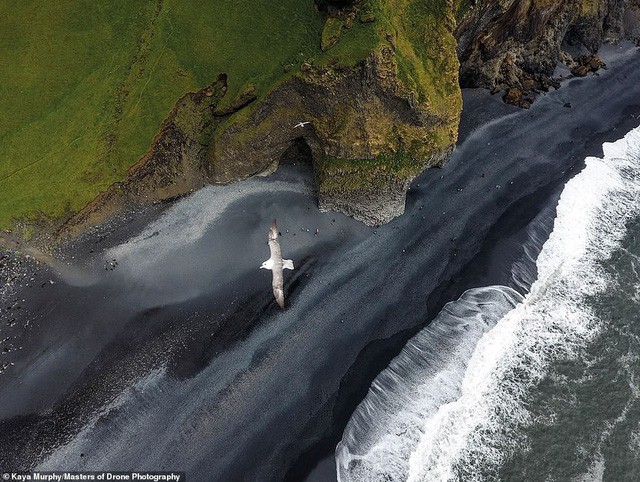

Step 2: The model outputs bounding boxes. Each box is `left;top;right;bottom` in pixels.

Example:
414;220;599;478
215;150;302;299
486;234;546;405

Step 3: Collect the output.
1;43;640;480
292;42;640;481
0;41;629;254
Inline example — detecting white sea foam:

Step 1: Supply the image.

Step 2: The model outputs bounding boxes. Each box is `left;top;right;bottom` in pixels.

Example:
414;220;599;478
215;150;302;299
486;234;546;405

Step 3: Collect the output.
509;201;555;293
335;286;523;481
337;126;640;481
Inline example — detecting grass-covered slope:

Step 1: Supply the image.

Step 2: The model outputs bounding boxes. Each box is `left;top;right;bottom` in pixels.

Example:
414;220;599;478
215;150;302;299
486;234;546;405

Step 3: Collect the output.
208;0;461;226
313;0;461;179
1;0;462;232
0;0;324;230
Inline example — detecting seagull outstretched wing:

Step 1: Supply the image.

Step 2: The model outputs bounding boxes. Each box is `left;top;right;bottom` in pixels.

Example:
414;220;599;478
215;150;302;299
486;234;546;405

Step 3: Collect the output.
261;219;294;309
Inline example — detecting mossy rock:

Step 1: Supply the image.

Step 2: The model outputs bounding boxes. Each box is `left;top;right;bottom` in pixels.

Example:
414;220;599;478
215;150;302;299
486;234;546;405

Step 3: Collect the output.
359;12;376;23
321;17;345;51
206;0;462;225
314;146;452;226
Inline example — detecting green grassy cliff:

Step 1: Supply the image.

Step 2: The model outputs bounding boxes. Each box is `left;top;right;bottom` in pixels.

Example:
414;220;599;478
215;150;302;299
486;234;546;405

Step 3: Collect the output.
0;0;462;235
207;0;461;225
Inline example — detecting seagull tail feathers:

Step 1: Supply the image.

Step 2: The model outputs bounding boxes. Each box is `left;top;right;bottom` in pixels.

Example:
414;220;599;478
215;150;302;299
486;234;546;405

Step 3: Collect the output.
274;287;285;309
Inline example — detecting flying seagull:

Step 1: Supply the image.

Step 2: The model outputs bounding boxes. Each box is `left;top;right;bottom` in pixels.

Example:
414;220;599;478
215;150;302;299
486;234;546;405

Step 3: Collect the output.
294;121;310;128
261;219;294;309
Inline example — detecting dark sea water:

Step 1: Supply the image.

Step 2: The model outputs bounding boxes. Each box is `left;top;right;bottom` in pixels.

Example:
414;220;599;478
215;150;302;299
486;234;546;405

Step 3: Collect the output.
500;216;640;482
337;127;640;481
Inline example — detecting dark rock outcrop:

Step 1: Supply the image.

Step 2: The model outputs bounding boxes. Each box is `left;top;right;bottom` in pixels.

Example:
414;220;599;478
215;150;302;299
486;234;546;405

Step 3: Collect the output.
455;0;640;100
316;0;356;10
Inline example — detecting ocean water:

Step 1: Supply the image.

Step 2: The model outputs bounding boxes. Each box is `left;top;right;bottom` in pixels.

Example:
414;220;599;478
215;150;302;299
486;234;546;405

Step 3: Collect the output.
336;126;640;481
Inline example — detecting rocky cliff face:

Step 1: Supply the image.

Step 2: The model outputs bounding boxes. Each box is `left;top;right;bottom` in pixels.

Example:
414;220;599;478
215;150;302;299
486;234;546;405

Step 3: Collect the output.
12;0;640;242
60;77;227;239
202;0;462;226
57;0;461;238
455;0;640;103
56;0;639;240
207;47;459;225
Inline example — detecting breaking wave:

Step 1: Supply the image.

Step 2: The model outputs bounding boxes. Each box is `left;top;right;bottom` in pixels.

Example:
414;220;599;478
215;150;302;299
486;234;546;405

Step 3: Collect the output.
336;126;640;481
335;286;523;481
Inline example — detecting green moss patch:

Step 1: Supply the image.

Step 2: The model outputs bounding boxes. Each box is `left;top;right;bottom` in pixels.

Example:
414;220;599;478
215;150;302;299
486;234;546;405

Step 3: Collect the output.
0;0;461;232
321;17;345;51
316;151;425;192
0;0;326;229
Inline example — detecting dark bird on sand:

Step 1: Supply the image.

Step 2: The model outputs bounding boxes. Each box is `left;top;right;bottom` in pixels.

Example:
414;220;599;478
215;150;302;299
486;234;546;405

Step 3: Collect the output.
261;220;294;309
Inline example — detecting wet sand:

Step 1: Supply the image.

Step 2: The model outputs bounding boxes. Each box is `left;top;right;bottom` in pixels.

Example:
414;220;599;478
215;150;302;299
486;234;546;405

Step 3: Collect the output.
1;43;639;481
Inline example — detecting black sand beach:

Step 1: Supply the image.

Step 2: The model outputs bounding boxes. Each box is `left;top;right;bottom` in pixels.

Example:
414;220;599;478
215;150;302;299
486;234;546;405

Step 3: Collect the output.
1;43;639;481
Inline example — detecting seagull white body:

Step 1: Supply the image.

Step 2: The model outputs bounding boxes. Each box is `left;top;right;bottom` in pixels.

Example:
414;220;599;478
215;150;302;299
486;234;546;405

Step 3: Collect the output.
294;121;310;128
260;219;294;309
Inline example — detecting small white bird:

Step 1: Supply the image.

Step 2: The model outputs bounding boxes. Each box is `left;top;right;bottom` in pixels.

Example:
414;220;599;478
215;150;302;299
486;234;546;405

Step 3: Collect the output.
294;121;311;128
260;220;294;309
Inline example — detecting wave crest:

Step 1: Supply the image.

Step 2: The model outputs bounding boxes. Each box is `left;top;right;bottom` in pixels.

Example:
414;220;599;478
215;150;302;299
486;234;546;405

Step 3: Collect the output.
337;126;640;481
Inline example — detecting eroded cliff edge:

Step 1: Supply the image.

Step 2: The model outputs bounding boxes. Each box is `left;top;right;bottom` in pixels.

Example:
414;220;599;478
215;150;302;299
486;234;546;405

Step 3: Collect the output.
56;0;461;238
207;46;460;227
33;0;640;242
455;0;640;105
